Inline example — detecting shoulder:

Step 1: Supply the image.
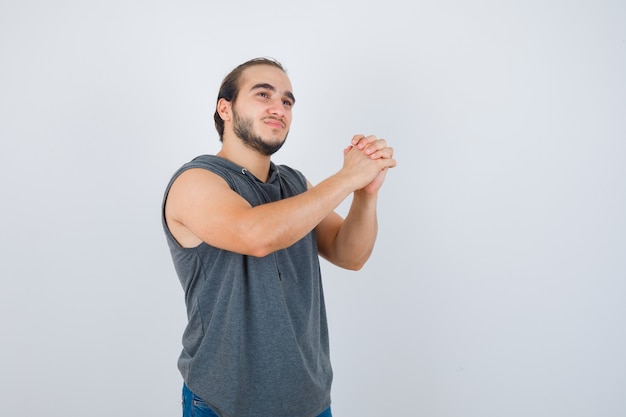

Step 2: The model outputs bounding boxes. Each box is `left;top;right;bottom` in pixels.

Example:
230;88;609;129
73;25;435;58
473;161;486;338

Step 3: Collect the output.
164;155;237;208
167;155;240;191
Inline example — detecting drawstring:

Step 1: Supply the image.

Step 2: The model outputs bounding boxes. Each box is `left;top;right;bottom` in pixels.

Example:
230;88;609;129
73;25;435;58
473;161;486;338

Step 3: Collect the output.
240;166;280;177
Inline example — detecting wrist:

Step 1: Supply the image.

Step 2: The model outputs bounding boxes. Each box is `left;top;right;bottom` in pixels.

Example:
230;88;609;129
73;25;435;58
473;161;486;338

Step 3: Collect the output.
354;188;379;203
332;169;363;194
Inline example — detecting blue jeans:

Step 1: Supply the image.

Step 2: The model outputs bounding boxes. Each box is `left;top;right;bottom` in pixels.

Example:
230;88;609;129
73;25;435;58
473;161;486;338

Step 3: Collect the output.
182;384;332;417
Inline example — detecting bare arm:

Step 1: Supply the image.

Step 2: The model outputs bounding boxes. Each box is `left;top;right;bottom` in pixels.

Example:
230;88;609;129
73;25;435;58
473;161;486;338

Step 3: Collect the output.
314;189;380;270
316;136;395;270
165;136;395;257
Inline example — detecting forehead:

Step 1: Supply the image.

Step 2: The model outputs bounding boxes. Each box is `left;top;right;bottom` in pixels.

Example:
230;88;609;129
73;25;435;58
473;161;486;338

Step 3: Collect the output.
239;64;293;93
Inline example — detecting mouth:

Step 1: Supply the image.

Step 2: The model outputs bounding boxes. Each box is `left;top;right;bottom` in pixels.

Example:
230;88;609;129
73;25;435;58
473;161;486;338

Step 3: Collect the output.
263;117;285;129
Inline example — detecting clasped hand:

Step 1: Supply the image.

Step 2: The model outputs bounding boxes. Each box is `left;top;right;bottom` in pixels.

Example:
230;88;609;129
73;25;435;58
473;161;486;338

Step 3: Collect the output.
343;134;397;195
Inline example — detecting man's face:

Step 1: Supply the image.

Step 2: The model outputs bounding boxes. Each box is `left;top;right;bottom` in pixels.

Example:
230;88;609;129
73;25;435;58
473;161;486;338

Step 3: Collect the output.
230;65;295;156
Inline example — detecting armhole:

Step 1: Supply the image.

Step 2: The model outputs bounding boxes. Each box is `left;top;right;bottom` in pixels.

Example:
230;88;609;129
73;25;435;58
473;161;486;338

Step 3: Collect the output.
162;161;237;249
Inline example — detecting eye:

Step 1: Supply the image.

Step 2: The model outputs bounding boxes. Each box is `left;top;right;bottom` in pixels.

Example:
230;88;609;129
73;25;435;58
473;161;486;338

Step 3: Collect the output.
282;99;293;107
257;91;270;98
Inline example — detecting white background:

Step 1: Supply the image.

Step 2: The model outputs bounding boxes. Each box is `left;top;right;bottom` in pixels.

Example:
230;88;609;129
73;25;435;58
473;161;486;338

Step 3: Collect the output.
1;1;625;416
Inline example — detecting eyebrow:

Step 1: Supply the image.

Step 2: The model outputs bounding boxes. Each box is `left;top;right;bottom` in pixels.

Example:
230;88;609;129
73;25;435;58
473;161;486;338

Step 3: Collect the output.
250;83;296;104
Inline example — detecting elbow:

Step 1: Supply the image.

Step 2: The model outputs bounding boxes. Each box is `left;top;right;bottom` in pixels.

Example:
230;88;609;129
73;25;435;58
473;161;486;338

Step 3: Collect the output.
344;262;365;271
346;247;375;271
238;235;275;258
339;255;370;271
324;246;373;271
239;226;280;258
247;244;275;258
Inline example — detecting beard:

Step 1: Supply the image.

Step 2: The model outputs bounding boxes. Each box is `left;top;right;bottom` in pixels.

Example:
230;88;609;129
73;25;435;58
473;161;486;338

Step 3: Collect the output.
232;107;288;156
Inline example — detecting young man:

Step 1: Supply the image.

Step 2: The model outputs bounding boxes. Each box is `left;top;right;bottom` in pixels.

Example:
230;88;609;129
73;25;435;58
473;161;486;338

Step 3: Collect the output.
162;57;396;417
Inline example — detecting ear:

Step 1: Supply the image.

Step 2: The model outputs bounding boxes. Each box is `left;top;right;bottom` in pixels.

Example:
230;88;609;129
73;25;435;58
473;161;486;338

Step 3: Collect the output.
217;98;232;122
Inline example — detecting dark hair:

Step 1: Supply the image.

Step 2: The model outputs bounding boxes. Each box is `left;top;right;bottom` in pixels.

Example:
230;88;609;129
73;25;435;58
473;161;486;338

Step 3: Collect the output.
213;57;286;141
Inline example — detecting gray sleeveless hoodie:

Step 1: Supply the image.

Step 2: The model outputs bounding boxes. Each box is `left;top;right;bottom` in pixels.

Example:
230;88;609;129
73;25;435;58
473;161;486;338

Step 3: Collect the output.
162;155;332;417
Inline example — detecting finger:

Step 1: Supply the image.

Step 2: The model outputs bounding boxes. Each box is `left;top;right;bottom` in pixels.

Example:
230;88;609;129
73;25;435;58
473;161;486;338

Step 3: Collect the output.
363;139;387;155
354;134;378;150
370;146;393;160
375;154;397;169
350;134;366;146
362;143;390;160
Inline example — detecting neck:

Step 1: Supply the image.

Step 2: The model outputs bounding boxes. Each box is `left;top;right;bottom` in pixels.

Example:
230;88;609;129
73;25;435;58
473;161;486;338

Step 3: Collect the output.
217;138;272;182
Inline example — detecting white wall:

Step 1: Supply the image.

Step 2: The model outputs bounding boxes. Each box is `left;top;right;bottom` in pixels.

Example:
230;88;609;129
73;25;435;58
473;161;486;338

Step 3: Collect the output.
1;1;625;416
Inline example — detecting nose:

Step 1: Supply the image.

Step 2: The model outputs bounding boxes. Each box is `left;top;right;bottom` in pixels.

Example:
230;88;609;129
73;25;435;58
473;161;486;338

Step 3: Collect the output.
267;98;286;117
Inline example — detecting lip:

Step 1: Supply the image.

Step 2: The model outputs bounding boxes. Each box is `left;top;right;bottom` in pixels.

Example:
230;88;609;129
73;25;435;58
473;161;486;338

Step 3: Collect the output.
263;117;285;129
